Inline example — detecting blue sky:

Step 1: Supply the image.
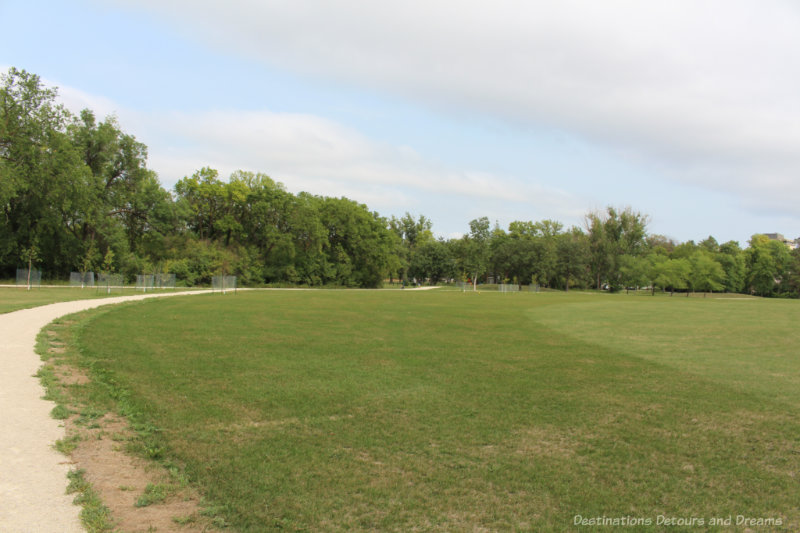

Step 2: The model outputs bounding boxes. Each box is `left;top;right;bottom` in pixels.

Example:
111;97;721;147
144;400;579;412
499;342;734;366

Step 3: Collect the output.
2;0;799;244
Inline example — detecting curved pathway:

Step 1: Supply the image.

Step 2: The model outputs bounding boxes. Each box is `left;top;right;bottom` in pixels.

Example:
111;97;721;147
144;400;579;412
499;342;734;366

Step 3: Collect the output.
0;290;210;532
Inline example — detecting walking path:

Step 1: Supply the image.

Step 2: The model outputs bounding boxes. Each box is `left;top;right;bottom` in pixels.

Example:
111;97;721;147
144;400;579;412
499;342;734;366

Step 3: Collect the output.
0;290;210;532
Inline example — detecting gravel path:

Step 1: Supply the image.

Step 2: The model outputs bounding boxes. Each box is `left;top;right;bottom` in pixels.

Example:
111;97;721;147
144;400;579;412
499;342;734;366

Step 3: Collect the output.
0;291;210;532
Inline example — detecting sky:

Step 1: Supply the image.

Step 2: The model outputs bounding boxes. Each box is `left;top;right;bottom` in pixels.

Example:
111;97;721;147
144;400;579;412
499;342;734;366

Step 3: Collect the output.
2;0;799;244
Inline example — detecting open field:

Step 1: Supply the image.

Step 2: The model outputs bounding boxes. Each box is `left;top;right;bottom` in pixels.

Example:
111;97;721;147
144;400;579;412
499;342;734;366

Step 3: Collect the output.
53;290;799;531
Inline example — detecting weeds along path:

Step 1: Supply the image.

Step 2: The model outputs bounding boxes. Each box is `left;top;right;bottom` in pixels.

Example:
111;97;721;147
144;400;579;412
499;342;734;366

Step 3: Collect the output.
0;290;211;533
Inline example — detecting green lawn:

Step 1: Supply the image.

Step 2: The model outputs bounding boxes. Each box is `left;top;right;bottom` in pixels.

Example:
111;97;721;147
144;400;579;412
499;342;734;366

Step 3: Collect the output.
61;290;800;531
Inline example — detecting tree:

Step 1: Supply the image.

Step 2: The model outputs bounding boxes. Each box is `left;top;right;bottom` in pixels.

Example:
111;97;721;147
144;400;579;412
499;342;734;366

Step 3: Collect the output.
699;236;719;253
102;247;115;273
716;241;745;293
174;167;226;241
745;234;791;296
1;68;178;279
391;213;434;283
585;207;649;290
650;256;690;296
497;221;538;285
409;238;452;284
20;241;40;290
529;220;561;287
0;67;82;276
618;254;649;293
316;197;396;288
556;228;589;291
785;247;800;298
671;240;697;260
688;250;726;297
1;68;69;207
462;217;491;290
647;234;677;255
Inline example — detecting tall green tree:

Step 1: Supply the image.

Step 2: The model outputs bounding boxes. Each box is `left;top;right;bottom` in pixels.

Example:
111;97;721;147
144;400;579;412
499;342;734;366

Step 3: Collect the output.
391;213;434;283
585;207;649;290
650;256;690;295
745;234;791;296
556;228;589;291
716;241;745;293
461;217;491;290
688;250;726;296
316;196;396;288
174;167;227;241
409;238;452;284
0;67;80;276
785;247;800;297
619;254;649;293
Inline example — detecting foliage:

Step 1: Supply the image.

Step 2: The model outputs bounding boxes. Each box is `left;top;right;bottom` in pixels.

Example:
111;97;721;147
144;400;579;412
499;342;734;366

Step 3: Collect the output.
688;250;726;295
585;206;649;290
3;67;800;297
745;234;792;296
390;213;434;283
618;254;649;292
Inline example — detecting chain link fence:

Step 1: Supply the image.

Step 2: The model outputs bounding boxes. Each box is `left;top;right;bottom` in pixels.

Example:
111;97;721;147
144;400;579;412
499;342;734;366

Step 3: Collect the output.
212;275;237;294
154;273;176;289
136;274;155;292
16;268;42;289
69;271;95;288
498;283;520;293
96;273;124;294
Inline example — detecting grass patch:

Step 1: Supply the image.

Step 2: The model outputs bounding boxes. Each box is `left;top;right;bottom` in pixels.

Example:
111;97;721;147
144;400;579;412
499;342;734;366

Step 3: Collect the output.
66;290;800;531
75;406;106;426
36;365;68;404
54;433;83;455
66;469;115;532
134;483;174;508
172;514;197;525
50;403;72;420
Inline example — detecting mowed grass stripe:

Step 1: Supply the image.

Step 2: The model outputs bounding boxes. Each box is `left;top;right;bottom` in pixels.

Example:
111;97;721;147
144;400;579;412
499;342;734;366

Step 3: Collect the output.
73;291;800;531
526;296;800;406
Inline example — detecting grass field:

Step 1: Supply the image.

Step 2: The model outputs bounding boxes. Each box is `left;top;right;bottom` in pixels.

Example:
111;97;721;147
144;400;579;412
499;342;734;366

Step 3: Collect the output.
55;290;800;531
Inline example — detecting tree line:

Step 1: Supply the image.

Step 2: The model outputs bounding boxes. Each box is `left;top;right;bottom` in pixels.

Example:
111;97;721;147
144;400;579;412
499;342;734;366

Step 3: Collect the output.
2;68;799;296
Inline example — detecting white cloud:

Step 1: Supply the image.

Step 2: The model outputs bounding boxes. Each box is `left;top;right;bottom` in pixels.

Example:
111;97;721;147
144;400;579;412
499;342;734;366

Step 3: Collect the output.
146;108;580;212
109;0;800;216
51;82;121;120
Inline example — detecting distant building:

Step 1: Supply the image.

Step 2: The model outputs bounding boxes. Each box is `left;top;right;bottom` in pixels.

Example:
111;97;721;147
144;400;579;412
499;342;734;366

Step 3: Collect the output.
764;233;799;250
